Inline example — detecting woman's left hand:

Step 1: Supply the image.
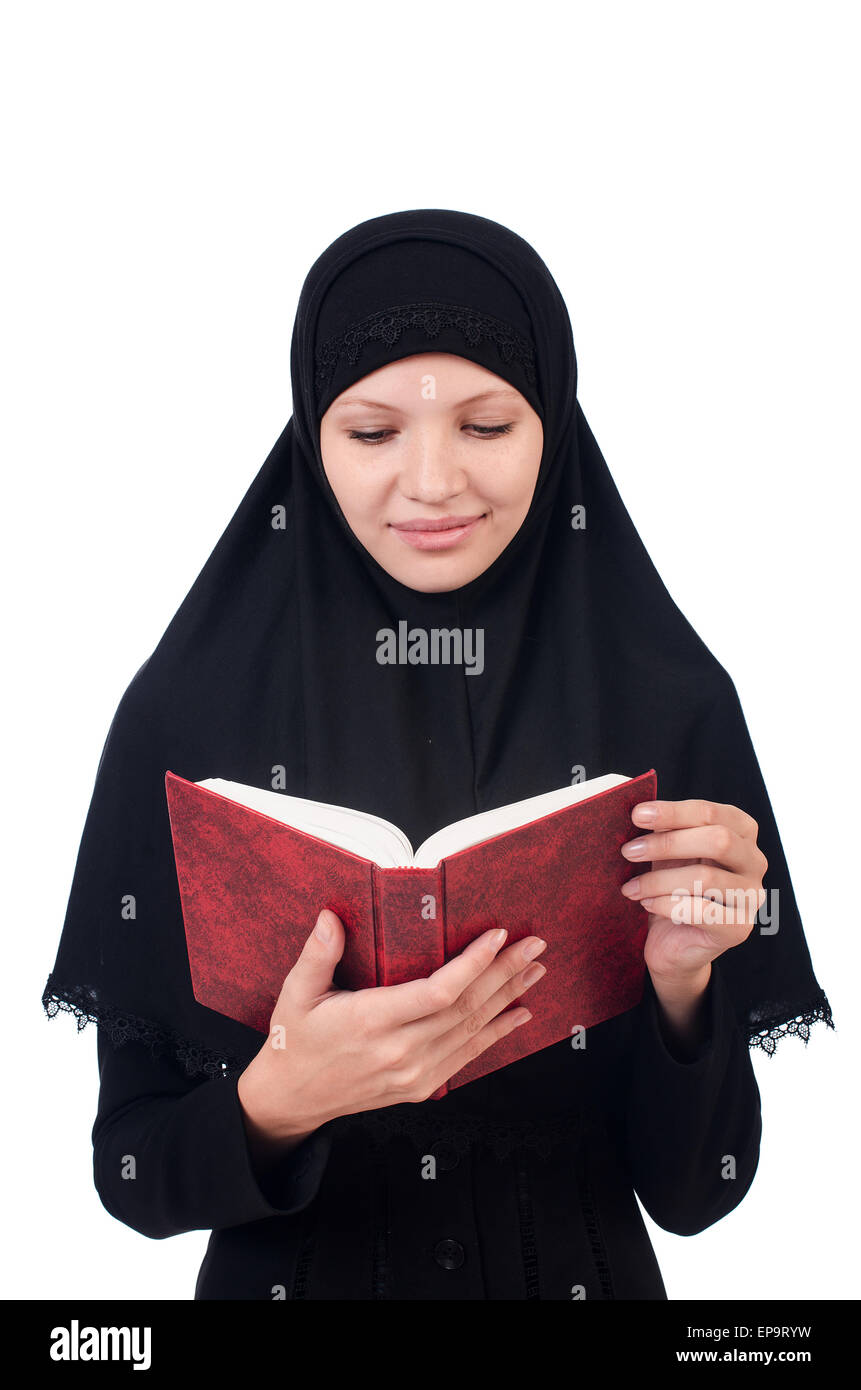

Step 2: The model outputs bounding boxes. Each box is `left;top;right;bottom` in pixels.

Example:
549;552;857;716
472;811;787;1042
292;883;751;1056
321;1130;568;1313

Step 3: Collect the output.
620;798;768;992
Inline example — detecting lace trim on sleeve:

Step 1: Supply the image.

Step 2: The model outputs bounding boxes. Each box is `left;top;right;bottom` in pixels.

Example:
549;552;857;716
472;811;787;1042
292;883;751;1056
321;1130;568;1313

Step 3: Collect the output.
314;300;538;399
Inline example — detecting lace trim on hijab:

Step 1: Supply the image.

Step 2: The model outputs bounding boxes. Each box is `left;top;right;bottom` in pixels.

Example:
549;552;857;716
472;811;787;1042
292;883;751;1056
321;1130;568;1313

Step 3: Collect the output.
43;976;836;1155
41;976;587;1158
333;993;837;1156
41;976;239;1081
42;976;588;1160
746;987;834;1057
314;300;538;399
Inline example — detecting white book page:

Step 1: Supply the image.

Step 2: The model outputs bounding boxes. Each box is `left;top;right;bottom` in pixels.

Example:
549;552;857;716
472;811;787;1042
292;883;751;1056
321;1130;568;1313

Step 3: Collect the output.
197;778;414;868
412;773;629;868
195;771;630;870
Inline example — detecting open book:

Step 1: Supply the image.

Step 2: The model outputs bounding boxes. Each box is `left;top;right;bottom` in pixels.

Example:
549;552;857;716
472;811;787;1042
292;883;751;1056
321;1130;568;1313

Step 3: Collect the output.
165;767;657;1094
195;771;630;869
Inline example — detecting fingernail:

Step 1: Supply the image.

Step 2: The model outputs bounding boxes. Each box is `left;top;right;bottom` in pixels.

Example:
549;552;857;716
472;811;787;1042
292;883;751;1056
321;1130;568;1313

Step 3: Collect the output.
622;839;647;858
621;878;640;897
516;1010;532;1026
522;962;546;987
633;804;658;822
492;928;508;947
522;938;547;962
314;912;331;942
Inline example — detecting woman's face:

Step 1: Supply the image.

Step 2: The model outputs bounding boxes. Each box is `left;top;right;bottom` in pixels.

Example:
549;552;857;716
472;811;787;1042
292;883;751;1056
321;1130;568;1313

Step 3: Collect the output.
319;352;544;592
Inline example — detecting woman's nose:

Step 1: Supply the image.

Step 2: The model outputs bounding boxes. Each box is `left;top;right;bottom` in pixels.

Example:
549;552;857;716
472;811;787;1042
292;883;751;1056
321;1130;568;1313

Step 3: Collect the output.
398;431;468;503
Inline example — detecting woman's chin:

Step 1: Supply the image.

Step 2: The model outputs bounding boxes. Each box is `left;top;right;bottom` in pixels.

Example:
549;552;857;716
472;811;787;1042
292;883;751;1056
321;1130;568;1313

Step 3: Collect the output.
377;545;493;592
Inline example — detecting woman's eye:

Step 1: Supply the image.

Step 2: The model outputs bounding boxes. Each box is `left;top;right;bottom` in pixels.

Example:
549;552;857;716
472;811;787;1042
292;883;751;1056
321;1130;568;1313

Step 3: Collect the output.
468;423;514;437
347;430;392;445
347;423;514;446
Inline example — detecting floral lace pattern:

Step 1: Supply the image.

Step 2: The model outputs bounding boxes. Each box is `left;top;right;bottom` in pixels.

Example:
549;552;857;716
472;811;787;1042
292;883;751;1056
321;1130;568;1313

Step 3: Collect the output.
747;989;834;1057
314;300;538;400
42;977;239;1080
44;978;835;1154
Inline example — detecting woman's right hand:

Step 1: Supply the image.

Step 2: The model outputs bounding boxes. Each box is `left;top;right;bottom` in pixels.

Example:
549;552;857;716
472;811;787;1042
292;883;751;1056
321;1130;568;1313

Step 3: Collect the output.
237;908;547;1157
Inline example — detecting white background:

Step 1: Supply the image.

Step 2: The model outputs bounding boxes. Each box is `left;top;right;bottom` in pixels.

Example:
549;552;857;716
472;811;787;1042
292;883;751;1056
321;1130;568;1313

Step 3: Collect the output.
3;0;857;1302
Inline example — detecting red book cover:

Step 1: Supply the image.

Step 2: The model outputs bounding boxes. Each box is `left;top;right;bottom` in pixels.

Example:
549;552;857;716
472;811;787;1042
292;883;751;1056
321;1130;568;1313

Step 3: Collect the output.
164;769;656;1093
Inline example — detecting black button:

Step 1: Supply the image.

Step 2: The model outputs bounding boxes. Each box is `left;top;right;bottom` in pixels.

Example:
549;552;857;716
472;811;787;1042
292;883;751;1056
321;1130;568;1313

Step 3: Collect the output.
433;1238;465;1270
430;1141;460;1171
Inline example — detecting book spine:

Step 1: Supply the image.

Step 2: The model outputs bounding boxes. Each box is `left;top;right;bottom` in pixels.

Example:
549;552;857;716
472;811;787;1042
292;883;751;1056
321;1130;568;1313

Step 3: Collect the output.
437;858;448;1099
370;862;384;990
371;864;447;1096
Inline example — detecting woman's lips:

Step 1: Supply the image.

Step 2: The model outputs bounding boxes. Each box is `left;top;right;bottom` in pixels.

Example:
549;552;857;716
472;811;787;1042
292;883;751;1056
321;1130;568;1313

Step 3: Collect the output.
389;515;486;551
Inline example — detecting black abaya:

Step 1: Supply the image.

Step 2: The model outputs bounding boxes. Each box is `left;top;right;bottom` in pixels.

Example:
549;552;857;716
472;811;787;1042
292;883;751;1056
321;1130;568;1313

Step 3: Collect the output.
93;957;760;1299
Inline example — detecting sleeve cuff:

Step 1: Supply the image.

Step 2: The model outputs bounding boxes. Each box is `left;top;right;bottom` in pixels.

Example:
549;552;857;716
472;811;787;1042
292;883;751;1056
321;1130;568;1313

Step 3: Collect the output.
226;1078;333;1218
639;960;731;1072
174;1074;333;1228
623;957;762;1236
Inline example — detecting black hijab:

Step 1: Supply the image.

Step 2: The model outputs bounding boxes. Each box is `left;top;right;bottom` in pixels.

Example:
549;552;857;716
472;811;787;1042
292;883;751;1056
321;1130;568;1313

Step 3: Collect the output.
43;208;832;1107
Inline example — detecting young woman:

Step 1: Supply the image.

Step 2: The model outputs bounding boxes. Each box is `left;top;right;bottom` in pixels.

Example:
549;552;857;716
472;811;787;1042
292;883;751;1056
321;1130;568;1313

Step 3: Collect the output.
43;208;832;1300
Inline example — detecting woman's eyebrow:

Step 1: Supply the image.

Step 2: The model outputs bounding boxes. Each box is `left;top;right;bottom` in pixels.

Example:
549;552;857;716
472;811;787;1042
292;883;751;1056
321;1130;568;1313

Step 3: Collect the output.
330;389;521;411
